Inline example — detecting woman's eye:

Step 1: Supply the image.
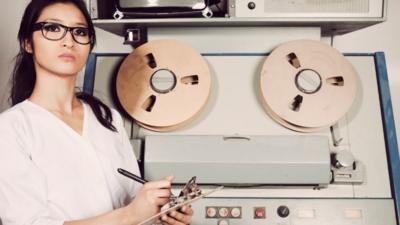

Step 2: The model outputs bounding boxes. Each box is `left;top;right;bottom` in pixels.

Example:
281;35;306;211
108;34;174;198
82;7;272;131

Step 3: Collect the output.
43;24;61;32
73;28;89;36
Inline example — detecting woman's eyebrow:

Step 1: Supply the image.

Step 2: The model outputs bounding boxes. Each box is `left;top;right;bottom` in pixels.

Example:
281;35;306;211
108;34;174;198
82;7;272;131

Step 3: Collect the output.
42;18;62;23
42;18;88;26
74;22;88;27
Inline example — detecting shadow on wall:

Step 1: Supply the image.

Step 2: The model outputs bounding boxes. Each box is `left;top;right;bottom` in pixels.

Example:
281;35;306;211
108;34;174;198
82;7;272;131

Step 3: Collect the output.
0;88;10;112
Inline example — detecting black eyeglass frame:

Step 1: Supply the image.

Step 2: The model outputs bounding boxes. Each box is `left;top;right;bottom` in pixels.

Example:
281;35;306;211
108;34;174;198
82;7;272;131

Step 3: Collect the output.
33;22;93;45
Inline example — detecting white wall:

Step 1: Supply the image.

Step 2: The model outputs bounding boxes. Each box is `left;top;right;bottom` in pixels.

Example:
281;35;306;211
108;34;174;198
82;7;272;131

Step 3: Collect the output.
0;1;399;147
0;0;29;111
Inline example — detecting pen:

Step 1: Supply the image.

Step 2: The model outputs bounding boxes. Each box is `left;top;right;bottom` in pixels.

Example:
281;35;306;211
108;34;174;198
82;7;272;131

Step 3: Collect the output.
117;168;148;184
117;168;178;199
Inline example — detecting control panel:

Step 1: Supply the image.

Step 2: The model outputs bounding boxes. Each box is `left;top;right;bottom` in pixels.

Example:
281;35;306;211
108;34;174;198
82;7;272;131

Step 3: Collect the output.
191;198;396;225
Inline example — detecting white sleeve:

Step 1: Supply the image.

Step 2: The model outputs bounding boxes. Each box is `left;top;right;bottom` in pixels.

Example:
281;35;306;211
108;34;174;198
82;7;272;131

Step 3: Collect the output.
0;114;64;225
112;110;142;200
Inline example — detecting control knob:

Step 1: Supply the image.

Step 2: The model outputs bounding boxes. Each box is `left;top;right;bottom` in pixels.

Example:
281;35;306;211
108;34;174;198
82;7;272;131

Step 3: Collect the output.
248;2;256;10
277;205;290;218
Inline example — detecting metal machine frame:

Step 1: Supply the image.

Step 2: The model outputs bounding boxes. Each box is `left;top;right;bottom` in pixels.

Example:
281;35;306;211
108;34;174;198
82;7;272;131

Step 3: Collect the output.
82;52;400;223
86;0;387;37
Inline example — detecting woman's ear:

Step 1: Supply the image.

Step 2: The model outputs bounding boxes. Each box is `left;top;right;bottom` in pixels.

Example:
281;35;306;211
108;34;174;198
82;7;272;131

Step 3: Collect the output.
22;39;33;53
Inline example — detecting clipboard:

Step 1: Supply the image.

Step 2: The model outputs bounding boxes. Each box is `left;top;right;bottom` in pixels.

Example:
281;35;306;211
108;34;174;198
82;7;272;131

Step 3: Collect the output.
138;186;223;225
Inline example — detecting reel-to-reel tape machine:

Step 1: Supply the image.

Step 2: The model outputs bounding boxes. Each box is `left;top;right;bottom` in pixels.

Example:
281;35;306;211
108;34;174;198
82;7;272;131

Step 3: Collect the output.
83;34;399;224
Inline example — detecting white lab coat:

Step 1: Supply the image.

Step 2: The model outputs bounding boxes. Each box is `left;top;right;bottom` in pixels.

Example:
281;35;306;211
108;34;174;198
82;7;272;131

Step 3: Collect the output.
0;100;141;225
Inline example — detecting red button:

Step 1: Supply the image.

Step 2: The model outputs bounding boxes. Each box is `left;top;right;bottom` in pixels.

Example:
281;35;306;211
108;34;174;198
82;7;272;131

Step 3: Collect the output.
254;207;266;219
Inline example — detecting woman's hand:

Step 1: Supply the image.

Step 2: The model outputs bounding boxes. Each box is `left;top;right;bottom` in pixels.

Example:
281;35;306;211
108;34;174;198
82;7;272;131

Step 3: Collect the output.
125;176;174;224
160;205;193;225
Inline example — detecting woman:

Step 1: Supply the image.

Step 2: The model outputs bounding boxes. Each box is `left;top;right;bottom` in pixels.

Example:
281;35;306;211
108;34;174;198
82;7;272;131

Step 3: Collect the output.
0;0;193;225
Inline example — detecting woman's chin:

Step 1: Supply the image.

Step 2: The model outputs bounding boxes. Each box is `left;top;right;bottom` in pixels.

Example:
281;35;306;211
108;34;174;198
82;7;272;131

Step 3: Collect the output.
52;65;83;77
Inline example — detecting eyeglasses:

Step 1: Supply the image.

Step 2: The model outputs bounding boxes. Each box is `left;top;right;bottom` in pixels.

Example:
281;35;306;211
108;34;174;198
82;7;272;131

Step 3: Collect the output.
33;22;93;45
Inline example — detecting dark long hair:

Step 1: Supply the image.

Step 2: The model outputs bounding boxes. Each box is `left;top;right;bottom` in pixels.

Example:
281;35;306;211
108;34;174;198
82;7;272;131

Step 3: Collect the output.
11;0;116;132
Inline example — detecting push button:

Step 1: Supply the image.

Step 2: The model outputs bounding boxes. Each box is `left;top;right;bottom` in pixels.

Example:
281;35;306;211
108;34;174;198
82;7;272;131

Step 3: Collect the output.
219;207;229;218
254;207;266;219
344;209;362;219
230;207;241;218
206;207;217;218
218;219;229;225
297;209;315;218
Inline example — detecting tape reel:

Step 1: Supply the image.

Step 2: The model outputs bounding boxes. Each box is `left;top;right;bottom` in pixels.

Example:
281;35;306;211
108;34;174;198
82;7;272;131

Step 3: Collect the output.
259;40;358;132
116;40;211;131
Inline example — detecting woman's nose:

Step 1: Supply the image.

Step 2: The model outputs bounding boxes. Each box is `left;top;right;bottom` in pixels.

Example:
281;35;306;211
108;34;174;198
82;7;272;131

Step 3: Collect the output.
61;31;75;48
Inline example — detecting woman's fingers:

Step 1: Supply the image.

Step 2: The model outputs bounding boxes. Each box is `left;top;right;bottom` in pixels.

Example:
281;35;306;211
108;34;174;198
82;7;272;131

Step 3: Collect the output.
150;188;171;198
155;197;171;206
163;175;174;182
143;178;172;189
126;176;183;224
140;177;174;206
169;211;185;222
180;205;193;215
161;214;185;225
143;188;171;205
161;206;193;225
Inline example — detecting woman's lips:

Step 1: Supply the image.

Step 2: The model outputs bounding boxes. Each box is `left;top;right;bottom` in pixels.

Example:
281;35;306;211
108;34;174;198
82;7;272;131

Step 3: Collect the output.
58;53;76;61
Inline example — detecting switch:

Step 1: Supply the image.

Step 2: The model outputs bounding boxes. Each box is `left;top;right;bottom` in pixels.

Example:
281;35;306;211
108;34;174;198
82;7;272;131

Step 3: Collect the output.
219;207;229;218
230;207;241;218
218;219;229;225
344;209;362;219
254;207;266;219
206;207;217;218
297;209;315;218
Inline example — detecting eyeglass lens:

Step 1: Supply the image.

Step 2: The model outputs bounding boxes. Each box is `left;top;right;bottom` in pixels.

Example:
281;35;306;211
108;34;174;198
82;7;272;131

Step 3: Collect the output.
41;23;90;45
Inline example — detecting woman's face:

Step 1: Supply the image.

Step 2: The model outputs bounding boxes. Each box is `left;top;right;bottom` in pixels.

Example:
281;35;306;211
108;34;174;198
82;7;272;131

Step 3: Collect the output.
29;3;91;77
